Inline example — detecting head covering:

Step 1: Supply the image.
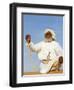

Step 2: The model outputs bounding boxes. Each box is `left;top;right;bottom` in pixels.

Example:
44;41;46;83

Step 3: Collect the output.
44;28;56;40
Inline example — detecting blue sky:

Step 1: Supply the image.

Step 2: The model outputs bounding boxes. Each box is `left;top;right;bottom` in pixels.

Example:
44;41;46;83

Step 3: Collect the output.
22;14;63;73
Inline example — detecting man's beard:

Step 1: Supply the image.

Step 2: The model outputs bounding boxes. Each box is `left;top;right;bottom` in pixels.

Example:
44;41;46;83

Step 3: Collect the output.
44;38;52;42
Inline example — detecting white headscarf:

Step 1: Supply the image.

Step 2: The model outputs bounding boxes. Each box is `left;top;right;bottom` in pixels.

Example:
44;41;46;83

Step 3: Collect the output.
44;28;56;40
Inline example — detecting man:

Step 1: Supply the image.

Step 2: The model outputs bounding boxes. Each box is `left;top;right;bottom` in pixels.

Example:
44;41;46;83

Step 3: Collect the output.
25;28;63;74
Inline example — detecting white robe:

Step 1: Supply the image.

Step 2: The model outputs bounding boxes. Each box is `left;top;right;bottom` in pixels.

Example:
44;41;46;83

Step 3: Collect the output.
26;40;63;73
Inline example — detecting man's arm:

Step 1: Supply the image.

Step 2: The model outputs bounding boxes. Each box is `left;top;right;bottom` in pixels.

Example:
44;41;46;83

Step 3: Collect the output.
25;34;41;52
54;42;63;64
26;42;41;52
54;42;63;58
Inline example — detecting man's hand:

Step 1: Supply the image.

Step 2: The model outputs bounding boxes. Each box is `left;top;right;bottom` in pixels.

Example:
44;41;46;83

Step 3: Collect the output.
25;34;31;44
59;56;63;64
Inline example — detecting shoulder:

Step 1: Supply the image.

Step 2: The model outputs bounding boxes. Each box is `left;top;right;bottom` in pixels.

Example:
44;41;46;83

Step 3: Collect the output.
52;41;59;46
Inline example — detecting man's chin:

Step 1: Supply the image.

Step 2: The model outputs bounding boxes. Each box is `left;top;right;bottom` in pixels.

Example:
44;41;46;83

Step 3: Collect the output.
45;39;52;42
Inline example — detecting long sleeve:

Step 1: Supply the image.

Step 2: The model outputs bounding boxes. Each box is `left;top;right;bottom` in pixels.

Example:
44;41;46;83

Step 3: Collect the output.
26;42;42;53
54;42;63;58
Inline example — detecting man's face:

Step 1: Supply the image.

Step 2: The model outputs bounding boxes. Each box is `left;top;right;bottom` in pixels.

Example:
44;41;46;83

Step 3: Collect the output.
45;32;52;39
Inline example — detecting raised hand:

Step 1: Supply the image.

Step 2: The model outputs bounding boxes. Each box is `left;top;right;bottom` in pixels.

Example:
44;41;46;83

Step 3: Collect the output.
25;34;31;44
